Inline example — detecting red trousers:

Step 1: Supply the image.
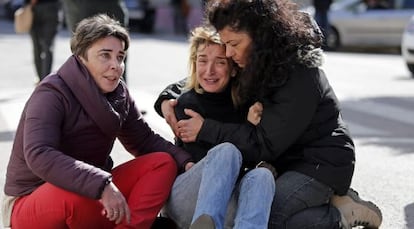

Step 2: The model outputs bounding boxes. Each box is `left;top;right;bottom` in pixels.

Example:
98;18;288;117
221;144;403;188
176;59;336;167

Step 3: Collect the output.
11;152;177;229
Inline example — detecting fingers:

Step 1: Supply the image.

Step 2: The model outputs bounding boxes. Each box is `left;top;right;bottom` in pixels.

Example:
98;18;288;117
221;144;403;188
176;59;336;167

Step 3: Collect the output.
101;182;131;224
185;162;195;171
250;102;263;114
168;98;178;106
162;99;178;123
247;101;264;125
177;120;199;142
177;128;195;142
254;101;263;111
170;122;180;137
103;200;130;224
161;99;179;136
104;206;128;224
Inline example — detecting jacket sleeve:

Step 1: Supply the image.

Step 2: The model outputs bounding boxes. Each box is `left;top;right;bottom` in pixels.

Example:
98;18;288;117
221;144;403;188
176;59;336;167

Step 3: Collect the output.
118;95;193;172
154;78;188;117
197;68;322;163
255;68;322;161
22;86;111;199
197;119;261;163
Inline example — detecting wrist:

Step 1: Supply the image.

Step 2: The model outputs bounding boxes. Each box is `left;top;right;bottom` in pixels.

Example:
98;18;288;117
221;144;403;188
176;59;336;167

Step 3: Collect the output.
99;176;112;198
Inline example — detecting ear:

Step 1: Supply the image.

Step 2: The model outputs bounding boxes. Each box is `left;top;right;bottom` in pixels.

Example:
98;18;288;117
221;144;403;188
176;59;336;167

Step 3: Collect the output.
78;55;86;64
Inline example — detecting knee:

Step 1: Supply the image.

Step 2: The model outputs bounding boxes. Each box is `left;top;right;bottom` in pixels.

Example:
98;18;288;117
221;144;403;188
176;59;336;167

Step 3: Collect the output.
207;142;242;165
150;152;177;173
152;152;175;162
245;168;276;193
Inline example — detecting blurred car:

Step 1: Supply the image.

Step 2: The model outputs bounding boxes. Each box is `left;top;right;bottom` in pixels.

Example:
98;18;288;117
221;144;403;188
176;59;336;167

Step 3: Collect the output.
303;0;414;50
401;15;414;77
124;0;156;33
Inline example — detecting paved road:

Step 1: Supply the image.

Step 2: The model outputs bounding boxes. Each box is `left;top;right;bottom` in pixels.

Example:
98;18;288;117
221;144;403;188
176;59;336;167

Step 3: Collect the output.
1;13;414;228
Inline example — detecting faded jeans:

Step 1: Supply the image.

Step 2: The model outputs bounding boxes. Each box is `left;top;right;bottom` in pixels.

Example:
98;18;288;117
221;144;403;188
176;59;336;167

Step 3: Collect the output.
163;142;275;229
269;171;342;229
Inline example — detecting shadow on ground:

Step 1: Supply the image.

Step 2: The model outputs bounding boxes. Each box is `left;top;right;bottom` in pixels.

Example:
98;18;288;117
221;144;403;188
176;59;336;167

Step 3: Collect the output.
405;203;414;229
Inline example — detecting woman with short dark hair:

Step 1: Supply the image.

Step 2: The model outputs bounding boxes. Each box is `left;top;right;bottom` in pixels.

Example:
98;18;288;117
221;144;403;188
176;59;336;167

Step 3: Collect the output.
2;14;192;229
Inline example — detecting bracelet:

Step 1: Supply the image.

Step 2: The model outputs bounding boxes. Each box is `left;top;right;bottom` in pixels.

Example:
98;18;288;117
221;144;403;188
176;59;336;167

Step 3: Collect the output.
105;177;112;186
99;176;112;199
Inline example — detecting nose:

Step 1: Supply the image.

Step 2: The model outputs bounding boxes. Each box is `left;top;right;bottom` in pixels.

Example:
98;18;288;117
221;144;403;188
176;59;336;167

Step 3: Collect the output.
206;63;215;75
110;58;122;71
225;46;234;58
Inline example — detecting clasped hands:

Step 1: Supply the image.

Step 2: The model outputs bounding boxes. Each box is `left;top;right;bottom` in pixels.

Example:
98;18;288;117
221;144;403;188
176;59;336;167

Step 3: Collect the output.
162;99;264;172
161;99;263;142
161;99;203;143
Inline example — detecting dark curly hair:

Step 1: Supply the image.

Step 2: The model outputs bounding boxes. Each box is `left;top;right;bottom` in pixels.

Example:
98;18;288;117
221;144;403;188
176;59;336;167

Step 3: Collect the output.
207;0;323;105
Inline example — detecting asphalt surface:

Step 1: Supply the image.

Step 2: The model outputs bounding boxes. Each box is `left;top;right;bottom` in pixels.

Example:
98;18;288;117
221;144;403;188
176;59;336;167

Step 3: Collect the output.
1;7;414;228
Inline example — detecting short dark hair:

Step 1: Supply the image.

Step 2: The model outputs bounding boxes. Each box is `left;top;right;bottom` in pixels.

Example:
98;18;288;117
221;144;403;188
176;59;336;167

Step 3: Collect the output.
70;14;130;59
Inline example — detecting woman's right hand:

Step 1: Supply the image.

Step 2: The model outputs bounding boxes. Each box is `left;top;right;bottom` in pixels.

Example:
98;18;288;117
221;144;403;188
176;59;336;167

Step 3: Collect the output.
100;181;131;225
161;99;179;137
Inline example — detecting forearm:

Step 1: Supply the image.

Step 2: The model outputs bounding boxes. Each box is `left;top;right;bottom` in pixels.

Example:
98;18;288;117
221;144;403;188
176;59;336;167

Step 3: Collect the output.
154;78;188;117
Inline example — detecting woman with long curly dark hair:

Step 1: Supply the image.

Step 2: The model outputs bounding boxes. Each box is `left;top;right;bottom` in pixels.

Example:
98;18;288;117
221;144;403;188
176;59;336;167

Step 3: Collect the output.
155;0;383;228
206;0;382;228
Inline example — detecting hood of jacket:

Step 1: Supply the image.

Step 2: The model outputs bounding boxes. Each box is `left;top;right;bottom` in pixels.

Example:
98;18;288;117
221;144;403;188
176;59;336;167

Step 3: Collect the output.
297;45;325;68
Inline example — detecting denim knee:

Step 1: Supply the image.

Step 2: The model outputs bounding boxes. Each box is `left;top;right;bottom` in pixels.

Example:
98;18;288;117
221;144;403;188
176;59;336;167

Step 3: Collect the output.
244;167;276;193
206;142;242;167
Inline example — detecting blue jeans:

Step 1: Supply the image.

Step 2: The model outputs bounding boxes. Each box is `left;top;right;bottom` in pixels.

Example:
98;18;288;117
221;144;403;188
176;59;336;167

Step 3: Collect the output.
163;142;275;229
269;171;342;229
225;167;275;229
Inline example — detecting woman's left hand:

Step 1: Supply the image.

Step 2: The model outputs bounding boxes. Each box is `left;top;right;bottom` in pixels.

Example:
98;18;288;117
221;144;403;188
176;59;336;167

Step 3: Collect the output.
247;102;263;125
100;182;131;225
177;109;204;143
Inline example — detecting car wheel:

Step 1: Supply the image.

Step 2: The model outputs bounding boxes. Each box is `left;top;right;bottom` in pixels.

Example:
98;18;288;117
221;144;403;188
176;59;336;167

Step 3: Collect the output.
327;26;340;51
407;63;414;78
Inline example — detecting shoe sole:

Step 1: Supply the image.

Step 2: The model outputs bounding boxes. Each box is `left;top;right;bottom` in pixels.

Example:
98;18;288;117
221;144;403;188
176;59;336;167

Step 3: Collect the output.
335;188;383;229
348;189;383;222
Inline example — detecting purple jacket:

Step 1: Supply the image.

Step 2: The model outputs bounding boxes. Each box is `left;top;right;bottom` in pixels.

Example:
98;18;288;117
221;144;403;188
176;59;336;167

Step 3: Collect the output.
4;56;192;199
